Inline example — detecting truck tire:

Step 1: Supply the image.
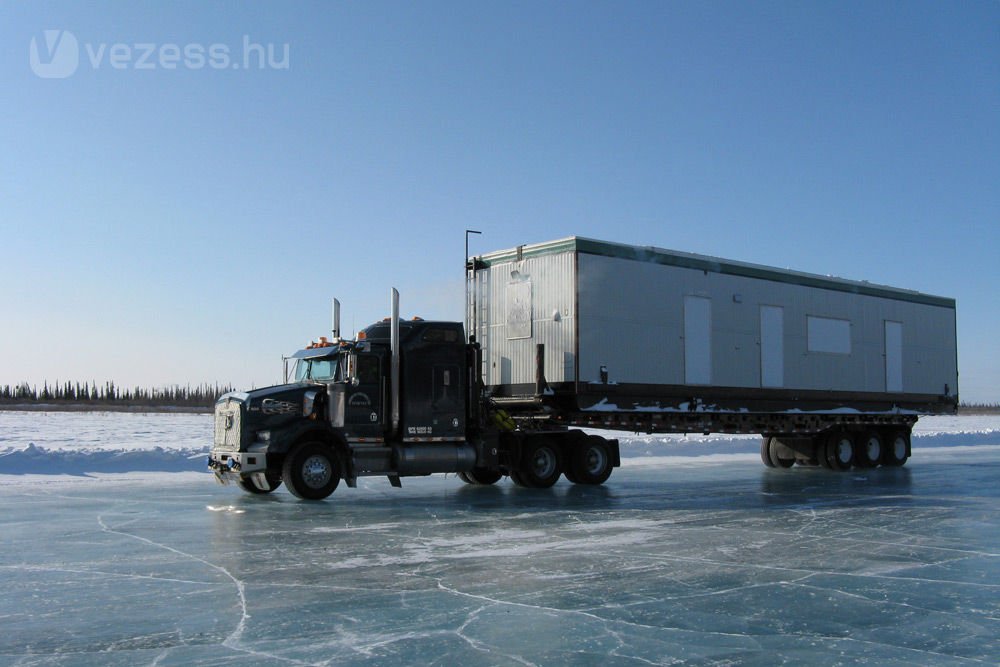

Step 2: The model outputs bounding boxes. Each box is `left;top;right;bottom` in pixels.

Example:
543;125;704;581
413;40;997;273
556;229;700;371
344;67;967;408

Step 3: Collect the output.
824;432;855;471
767;438;795;469
883;430;910;467
464;468;502;485
571;436;614;485
857;432;883;468
563;466;581;484
513;439;562;488
236;472;282;495
282;441;341;500
760;437;776;468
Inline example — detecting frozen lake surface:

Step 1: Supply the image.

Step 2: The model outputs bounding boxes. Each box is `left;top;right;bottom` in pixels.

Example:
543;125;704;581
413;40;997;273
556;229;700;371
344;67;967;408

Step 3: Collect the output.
1;413;1000;665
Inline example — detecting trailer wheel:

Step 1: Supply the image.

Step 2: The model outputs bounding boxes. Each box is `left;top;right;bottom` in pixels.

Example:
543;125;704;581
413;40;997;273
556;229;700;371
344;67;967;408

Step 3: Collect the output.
883;430;910;467
236;472;282;495
464;467;502;485
571;436;614;485
760;438;776;468
767;438;795;469
514;440;562;488
857;432;883;468
282;441;341;500
824;432;855;471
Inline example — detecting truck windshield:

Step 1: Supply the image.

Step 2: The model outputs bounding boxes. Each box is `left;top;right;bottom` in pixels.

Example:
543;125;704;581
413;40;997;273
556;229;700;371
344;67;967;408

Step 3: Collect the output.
294;356;343;382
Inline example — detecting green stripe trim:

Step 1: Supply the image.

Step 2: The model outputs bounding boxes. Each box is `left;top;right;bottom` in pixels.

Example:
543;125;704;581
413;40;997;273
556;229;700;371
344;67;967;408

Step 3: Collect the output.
475;236;955;309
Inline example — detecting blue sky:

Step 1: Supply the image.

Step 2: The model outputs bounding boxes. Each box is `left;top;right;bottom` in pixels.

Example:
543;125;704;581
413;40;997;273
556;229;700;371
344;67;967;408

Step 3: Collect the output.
2;1;997;401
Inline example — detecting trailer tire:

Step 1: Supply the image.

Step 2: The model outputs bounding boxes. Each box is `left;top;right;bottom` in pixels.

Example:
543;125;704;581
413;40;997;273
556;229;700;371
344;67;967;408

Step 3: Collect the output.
883;430;910;467
237;472;282;495
857;432;883;468
571;436;614;485
824;432;855;471
761;438;776;468
282;441;341;500
515;439;562;488
767;438;796;469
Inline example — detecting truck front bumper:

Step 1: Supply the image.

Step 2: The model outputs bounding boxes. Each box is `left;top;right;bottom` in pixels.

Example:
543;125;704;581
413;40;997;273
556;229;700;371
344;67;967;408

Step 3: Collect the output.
207;446;269;484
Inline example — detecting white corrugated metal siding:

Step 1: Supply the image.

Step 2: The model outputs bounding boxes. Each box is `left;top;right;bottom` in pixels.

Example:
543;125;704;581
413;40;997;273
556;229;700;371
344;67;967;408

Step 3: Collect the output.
577;252;957;395
473;251;576;386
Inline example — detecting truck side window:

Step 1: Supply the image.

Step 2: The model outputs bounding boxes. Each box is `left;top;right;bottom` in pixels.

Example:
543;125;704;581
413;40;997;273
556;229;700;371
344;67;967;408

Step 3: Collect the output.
422;328;459;343
356;355;380;384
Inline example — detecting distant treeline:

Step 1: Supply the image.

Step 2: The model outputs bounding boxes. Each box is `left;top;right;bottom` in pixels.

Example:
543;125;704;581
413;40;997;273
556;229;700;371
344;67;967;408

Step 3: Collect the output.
0;381;235;408
959;402;1000;414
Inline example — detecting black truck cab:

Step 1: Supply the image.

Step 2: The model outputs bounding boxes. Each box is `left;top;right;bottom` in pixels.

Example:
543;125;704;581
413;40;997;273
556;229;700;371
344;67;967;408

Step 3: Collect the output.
209;319;481;497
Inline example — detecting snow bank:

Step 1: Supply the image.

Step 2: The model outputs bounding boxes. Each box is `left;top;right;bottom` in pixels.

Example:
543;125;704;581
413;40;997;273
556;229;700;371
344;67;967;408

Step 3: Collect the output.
0;443;207;475
0;412;998;476
0;411;211;476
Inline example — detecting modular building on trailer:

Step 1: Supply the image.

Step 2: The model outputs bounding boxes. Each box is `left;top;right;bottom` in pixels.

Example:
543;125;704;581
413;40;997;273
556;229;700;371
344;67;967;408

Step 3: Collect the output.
469;237;957;422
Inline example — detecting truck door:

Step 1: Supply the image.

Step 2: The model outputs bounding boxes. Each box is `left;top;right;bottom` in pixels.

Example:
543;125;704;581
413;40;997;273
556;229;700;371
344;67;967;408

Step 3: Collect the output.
345;352;384;439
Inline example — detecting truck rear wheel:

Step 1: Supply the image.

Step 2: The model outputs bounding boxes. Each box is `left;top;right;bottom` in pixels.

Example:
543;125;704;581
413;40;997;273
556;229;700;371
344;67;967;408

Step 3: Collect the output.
236;472;282;495
571;436;614;485
512;439;562;488
282;441;341;500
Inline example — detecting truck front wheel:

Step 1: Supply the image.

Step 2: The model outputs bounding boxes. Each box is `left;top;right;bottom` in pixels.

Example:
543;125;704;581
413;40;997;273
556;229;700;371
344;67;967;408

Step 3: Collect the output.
463;467;502;485
282;441;341;500
236;472;282;495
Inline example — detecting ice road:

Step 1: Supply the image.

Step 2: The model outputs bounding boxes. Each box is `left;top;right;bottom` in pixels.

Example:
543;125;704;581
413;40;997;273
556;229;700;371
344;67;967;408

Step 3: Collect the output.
3;451;1000;665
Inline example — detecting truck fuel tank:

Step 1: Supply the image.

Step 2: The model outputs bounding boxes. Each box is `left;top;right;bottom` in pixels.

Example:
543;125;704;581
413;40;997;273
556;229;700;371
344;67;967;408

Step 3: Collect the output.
394;443;477;475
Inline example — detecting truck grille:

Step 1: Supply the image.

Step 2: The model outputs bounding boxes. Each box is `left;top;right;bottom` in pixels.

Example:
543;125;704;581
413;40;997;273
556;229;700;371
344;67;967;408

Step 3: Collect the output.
213;400;242;450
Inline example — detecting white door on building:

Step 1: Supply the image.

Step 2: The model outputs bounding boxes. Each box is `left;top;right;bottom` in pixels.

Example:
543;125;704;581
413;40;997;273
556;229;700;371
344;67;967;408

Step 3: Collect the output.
684;296;712;385
885;321;903;392
760;305;784;388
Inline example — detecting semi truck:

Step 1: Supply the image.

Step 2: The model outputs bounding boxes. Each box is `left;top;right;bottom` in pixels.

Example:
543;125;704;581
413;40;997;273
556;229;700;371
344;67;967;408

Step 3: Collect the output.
209;237;958;500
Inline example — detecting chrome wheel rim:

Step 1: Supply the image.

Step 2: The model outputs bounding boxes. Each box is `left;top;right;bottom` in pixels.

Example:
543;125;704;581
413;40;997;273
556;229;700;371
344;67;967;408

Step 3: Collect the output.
302;455;332;489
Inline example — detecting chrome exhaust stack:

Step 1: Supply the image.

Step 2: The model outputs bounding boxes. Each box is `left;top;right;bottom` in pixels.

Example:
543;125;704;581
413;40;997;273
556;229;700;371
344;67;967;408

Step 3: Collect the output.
332;298;341;341
390;288;400;437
